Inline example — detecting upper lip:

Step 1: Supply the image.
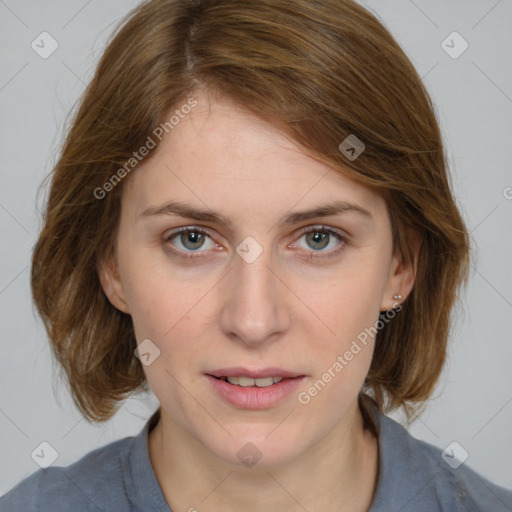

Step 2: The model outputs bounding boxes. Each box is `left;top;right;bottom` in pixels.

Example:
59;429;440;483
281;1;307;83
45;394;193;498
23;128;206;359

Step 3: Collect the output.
207;367;305;379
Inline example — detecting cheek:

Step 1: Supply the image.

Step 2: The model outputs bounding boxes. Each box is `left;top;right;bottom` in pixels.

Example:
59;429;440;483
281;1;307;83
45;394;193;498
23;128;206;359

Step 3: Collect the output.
301;258;389;347
293;255;391;410
296;277;382;415
122;264;212;374
127;274;207;415
118;252;183;335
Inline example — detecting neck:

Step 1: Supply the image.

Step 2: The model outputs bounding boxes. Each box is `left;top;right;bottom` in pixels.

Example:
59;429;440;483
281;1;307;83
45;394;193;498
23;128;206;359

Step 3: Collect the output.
148;402;379;512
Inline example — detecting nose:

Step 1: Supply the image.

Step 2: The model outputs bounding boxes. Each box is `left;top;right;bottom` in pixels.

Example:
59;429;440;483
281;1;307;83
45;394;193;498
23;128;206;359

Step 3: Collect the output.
219;244;290;348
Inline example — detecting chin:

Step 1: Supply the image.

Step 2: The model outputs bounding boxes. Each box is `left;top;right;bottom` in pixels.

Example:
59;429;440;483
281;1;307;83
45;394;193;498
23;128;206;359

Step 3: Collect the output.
202;428;308;470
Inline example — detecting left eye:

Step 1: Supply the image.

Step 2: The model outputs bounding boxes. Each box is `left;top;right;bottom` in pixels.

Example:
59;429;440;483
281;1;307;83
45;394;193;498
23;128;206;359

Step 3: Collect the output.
297;226;343;252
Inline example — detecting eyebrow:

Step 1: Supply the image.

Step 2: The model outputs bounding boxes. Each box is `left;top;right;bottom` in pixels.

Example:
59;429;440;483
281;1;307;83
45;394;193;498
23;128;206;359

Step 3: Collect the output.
138;199;372;228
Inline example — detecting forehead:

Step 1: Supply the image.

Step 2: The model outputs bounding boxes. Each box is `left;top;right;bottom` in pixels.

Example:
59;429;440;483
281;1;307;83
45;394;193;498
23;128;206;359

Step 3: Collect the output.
122;91;385;225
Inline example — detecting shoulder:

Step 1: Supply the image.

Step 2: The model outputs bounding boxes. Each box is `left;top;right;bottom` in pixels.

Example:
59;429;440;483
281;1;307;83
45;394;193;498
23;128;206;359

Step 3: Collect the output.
410;430;512;511
371;411;512;512
0;435;135;512
419;435;511;507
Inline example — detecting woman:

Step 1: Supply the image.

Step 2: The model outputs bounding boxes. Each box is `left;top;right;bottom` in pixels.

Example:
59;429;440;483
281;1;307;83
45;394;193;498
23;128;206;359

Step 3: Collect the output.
1;0;511;510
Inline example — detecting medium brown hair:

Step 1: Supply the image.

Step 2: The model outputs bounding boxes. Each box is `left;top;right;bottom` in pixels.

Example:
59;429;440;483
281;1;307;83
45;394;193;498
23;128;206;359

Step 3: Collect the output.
31;0;470;422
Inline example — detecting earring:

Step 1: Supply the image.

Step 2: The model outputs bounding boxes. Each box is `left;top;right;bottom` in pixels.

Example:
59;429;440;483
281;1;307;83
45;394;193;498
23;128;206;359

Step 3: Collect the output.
393;294;402;300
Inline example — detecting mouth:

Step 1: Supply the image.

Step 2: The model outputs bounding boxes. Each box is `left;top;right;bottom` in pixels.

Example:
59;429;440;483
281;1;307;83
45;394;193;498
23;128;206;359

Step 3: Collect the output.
205;367;306;409
209;375;289;387
206;367;305;387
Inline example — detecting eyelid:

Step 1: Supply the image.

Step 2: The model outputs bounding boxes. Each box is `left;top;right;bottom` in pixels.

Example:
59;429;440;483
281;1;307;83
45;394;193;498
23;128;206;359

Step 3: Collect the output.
299;224;349;239
163;225;213;240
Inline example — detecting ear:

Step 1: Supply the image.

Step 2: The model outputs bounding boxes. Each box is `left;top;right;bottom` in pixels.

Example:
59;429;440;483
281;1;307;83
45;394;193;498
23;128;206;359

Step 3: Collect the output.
380;228;422;311
97;251;131;314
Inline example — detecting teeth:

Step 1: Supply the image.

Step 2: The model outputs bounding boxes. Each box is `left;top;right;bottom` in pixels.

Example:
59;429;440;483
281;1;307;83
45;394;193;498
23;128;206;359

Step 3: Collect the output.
223;376;284;387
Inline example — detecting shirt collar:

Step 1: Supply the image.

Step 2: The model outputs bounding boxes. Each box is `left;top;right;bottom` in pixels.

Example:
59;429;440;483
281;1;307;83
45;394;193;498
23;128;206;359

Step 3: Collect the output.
368;406;441;511
127;407;172;511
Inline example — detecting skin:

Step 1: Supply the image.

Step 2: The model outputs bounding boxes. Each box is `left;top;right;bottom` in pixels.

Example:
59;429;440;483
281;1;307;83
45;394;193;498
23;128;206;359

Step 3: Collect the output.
99;89;417;511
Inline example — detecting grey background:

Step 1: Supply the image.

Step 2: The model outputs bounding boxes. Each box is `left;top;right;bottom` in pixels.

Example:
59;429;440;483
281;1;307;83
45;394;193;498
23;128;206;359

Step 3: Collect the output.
1;0;511;497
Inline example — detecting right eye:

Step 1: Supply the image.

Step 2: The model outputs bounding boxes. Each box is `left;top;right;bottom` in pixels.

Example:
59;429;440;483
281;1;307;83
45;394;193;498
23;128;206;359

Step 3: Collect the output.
163;226;219;258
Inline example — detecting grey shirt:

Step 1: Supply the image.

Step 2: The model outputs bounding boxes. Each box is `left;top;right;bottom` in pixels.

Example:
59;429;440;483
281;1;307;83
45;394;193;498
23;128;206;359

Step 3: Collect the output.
1;408;511;511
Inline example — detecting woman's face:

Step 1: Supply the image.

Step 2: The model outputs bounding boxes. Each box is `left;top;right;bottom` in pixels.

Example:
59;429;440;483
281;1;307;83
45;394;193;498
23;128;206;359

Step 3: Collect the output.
100;90;412;467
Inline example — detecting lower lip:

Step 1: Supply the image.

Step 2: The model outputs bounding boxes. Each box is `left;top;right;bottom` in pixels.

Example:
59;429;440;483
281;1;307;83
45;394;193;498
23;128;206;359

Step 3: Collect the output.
205;375;305;410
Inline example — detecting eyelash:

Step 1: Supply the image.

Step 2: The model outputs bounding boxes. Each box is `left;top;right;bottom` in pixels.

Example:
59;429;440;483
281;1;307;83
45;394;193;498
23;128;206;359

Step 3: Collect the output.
163;225;348;262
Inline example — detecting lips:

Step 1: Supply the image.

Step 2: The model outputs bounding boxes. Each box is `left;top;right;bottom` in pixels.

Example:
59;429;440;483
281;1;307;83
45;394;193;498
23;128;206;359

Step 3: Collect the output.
206;367;304;380
205;372;306;409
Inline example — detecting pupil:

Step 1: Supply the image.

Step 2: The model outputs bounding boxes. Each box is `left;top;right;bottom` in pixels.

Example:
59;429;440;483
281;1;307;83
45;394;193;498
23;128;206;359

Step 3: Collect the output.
308;231;328;250
182;231;204;250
